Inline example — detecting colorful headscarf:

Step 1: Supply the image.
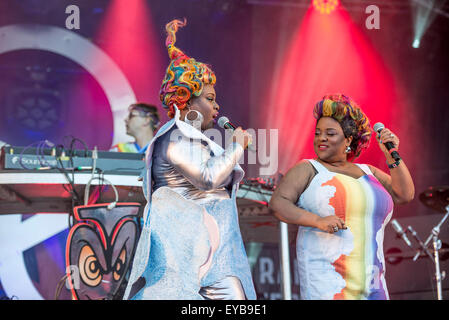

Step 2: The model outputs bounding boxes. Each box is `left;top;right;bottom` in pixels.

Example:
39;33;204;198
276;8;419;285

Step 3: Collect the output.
313;94;372;161
159;19;217;118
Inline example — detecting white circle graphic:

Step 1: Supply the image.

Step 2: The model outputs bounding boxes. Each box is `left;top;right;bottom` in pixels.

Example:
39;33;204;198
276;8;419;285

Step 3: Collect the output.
0;24;136;146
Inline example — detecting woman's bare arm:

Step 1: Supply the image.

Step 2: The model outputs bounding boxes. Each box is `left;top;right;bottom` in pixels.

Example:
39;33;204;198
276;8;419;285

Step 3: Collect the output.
368;163;414;204
269;160;345;233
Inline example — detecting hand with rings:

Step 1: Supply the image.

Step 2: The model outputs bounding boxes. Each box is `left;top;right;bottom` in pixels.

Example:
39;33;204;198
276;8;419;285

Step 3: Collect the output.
376;127;400;154
317;215;347;234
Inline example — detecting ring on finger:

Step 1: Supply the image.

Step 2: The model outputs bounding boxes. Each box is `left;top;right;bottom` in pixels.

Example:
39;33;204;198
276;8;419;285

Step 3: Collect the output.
333;226;338;232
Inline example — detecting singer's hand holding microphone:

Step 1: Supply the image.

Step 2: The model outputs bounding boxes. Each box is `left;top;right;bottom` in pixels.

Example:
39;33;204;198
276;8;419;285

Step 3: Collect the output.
218;116;253;151
373;122;401;162
231;127;252;150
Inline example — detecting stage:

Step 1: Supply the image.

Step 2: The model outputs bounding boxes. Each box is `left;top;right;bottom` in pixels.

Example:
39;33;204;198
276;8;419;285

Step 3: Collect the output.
0;0;448;300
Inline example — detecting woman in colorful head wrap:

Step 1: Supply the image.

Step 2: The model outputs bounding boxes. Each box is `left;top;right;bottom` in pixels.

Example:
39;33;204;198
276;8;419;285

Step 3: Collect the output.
269;94;414;299
123;19;255;300
160;19;216;120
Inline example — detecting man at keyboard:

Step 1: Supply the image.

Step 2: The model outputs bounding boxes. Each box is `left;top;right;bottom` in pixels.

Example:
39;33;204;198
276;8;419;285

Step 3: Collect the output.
110;103;160;154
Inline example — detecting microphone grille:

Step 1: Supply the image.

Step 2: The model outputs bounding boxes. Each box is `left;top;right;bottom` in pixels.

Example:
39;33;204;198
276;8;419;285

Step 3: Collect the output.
217;116;229;129
391;219;402;232
373;122;385;133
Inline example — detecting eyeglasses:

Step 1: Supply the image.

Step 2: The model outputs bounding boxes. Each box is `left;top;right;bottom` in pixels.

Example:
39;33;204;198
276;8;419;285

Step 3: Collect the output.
126;112;147;120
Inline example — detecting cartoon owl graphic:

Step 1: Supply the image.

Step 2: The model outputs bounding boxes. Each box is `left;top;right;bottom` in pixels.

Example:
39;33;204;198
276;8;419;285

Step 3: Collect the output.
65;203;141;300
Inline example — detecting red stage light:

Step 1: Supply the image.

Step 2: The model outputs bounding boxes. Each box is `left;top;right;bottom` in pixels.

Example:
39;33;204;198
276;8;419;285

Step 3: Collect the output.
312;0;339;14
95;0;163;108
258;6;403;174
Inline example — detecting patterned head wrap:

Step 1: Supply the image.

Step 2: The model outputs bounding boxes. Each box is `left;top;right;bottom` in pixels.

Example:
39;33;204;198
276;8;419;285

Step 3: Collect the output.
313;94;372;161
159;19;217;118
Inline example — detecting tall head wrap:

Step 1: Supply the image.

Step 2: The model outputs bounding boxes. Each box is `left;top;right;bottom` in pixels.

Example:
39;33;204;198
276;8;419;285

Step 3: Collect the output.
313;94;372;161
159;19;217;118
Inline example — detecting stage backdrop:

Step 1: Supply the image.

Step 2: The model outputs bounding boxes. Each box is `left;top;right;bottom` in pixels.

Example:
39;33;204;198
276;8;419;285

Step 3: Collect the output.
0;0;448;300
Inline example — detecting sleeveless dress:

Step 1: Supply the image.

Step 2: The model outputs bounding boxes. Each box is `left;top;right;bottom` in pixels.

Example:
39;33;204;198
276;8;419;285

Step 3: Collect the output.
296;159;394;300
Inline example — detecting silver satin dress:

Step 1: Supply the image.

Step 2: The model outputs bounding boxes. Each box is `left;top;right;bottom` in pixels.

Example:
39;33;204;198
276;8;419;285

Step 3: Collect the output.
151;126;247;299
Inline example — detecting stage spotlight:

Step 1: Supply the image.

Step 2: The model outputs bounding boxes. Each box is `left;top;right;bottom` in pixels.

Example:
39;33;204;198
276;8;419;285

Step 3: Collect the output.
411;0;448;49
260;7;398;174
97;0;162;111
312;0;339;14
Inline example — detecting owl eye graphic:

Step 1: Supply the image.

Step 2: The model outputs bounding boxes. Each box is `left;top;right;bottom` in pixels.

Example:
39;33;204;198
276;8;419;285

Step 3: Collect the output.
79;244;104;287
66;203;141;300
113;246;126;282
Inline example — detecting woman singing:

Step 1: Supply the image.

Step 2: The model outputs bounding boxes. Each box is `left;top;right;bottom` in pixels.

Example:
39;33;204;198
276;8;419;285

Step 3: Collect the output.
123;19;256;300
269;94;414;300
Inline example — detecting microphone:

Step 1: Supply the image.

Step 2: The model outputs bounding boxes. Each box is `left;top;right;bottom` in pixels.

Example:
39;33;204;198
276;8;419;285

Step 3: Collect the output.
373;122;401;162
218;116;237;130
391;219;412;248
408;226;434;261
218;116;255;151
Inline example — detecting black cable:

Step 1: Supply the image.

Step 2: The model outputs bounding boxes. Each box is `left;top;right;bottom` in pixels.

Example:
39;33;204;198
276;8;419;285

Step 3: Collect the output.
54;274;68;300
35;140;45;167
93;169;106;204
68;137;89;158
56;155;81;205
36;140;52;168
18;140;43;170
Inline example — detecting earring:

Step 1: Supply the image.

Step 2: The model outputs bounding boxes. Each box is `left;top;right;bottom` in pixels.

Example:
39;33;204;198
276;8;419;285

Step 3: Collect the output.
185;109;203;130
345;145;351;153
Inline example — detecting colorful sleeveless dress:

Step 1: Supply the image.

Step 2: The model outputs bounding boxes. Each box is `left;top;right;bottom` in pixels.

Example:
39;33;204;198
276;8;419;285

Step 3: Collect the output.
296;159;394;300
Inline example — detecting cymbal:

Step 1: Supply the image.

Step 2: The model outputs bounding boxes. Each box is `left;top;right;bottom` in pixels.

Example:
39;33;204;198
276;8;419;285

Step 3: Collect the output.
419;185;449;213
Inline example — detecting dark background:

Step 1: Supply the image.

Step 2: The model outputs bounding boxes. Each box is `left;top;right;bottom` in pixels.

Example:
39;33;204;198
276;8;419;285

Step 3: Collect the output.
0;0;448;300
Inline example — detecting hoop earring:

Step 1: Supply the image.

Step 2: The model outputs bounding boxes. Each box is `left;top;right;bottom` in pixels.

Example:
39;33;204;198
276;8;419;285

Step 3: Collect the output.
185;109;203;130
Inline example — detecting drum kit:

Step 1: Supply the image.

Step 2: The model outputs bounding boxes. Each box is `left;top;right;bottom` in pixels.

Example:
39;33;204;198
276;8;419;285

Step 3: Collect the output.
403;185;449;300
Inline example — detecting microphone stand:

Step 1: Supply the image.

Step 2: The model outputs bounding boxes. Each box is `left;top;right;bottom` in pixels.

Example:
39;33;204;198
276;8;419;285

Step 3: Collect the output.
408;205;449;300
407;226;434;262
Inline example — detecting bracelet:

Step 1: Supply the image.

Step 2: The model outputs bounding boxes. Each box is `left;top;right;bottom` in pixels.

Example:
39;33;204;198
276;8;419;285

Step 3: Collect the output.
387;159;401;169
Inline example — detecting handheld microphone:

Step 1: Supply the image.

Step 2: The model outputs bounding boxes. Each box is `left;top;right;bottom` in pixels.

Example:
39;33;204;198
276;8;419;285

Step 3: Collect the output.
373;122;401;162
218;116;255;152
391;219;412;248
218;116;237;130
